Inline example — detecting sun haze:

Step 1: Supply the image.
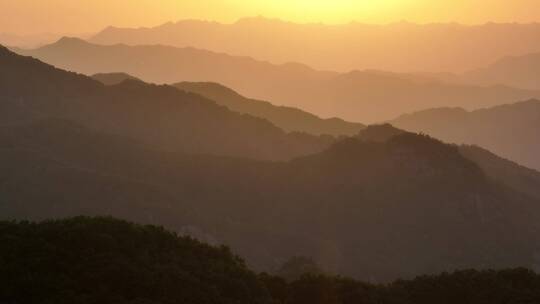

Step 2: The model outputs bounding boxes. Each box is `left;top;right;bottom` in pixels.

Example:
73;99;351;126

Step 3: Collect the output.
2;0;540;34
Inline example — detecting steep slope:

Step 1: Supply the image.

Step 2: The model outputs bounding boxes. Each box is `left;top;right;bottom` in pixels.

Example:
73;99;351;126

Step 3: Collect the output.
391;99;540;170
89;18;540;73
459;145;540;200
174;81;365;136
0;217;270;304
0;45;331;160
464;52;540;90
2;119;540;281
15;38;540;123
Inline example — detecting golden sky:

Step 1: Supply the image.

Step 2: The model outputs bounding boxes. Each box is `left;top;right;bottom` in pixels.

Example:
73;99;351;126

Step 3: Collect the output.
2;0;540;34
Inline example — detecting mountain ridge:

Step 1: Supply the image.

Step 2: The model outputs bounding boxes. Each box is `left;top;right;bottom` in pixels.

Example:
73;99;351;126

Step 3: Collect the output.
391;99;540;170
15;39;540;122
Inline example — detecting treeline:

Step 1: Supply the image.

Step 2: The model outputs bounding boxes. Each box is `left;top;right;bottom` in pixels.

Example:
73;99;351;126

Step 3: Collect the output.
1;217;539;304
261;268;540;304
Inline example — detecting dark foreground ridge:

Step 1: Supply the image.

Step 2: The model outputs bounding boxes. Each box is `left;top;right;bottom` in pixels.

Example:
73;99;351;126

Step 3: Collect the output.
1;217;540;304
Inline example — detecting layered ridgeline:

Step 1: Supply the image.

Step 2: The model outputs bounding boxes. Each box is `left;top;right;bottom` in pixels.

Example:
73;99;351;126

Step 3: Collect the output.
3;44;540;280
391;100;540;171
14;38;540;123
2;118;540;280
3;218;540;304
91;73;364;136
463;52;540;91
173;82;364;136
0;45;331;160
88;18;540;73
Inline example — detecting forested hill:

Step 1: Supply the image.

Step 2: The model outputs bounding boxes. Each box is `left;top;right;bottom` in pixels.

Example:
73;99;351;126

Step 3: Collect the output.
2;217;540;304
0;217;269;304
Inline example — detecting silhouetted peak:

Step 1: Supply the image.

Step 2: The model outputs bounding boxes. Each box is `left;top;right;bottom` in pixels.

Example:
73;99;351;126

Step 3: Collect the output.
110;78;149;89
50;37;90;48
175;81;241;98
92;72;143;86
357;124;405;142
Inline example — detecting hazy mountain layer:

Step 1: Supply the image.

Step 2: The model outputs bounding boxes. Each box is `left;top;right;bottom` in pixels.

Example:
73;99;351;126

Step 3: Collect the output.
391;100;540;170
91;73;365;136
16;38;540;123
464;52;540;90
89;18;540;73
0;45;331;160
173;82;365;136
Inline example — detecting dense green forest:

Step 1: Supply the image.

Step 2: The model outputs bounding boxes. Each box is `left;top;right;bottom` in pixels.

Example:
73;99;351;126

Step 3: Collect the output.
1;217;540;304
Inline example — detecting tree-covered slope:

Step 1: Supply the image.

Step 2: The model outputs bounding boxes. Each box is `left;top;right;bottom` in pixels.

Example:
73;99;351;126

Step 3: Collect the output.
0;217;270;304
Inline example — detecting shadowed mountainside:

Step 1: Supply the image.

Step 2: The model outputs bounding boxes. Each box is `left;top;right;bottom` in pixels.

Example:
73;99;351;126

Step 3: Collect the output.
391;100;540;170
1;119;540;281
89;17;540;73
91;73;365;136
15;38;540;123
173;81;365;136
0;45;332;160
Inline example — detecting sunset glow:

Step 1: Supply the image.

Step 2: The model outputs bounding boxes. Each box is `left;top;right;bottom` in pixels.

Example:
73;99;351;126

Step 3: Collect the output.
2;0;540;34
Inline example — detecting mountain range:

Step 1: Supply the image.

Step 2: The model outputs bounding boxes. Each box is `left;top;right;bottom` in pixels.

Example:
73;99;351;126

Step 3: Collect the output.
391;100;540;171
91;73;364;136
1;45;332;160
89;17;540;73
14;38;540;123
3;45;540;280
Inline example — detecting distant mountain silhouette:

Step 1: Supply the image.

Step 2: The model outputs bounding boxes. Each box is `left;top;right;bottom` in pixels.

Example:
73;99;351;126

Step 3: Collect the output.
15;38;540;122
391;99;540;170
89;18;540;73
174;81;364;136
0;45;331;160
2;117;540;281
91;72;142;85
464;52;540;90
